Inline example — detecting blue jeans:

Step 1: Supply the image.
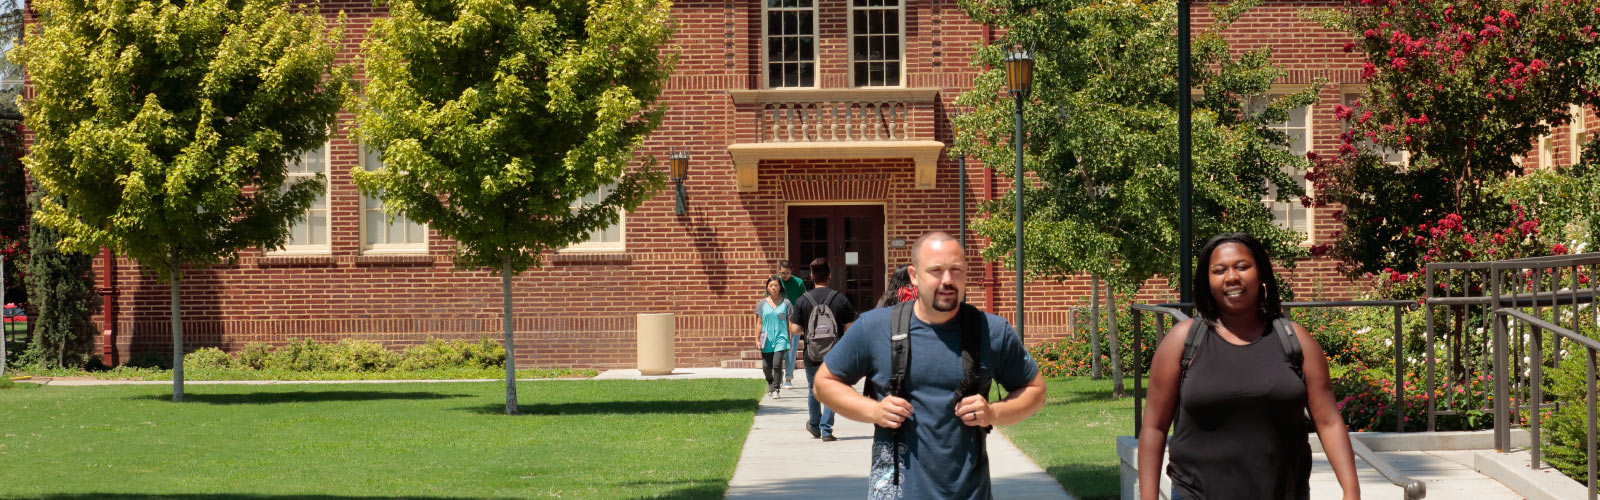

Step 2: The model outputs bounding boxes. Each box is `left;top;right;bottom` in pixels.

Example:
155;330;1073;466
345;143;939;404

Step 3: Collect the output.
804;363;835;436
783;338;796;381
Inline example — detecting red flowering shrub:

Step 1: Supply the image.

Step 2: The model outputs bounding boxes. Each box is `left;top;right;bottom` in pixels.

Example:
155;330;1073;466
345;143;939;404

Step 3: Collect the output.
1306;0;1600;278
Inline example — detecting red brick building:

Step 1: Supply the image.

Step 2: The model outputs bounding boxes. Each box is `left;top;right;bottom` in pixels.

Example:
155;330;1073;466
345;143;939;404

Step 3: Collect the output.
51;0;1591;368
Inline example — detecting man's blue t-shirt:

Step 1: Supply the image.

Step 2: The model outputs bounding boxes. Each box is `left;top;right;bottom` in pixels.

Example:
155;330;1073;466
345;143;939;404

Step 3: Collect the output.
823;305;1039;500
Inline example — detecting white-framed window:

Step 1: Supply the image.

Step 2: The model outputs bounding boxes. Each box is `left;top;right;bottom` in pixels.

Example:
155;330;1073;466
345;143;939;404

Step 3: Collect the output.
562;183;625;252
850;0;903;87
764;0;817;88
273;142;331;253
1341;91;1408;166
1571;104;1586;165
360;145;428;253
1249;94;1314;239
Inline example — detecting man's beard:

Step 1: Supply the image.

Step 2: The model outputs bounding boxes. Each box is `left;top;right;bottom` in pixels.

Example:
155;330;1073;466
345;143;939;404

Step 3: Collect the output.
931;285;960;312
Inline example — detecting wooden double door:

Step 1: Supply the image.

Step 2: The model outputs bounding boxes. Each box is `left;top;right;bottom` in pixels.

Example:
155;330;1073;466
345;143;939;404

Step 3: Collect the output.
787;205;885;315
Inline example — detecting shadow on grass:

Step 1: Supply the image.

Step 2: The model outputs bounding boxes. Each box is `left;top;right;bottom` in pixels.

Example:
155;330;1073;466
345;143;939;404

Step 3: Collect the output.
460;398;760;416
1045;463;1121;500
619;482;727;500
1046;386;1144;406
6;493;515;496
129;391;472;405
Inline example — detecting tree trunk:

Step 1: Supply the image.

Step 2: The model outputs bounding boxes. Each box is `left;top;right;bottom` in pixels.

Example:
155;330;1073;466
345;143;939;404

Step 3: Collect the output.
1108;285;1126;398
1090;275;1101;380
502;257;518;415
170;267;184;402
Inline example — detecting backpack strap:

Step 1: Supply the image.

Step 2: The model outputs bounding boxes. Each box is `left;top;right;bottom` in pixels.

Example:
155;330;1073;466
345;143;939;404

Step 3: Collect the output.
1274;317;1305;381
888;301;913;398
887;301;913;486
1179;318;1209;382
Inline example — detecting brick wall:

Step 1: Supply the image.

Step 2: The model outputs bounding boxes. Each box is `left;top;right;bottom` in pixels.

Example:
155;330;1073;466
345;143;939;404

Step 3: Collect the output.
41;0;1589;369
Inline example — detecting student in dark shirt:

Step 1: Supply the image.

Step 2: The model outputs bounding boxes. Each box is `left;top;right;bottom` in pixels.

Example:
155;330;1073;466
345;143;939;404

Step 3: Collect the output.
1137;233;1360;500
790;257;857;442
814;232;1046;499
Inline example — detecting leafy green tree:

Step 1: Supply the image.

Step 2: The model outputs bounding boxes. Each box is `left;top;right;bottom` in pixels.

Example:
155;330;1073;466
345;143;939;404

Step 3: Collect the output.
957;0;1314;395
356;0;675;414
22;185;98;370
1307;0;1600;276
15;0;353;400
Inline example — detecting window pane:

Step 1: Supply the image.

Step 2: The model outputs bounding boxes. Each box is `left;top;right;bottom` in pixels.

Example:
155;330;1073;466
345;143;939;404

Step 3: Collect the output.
407;219;425;244
885;9;898;34
885;62;900;86
870;10;883;37
769;65;783;88
798;11;812;36
799;37;814;60
869;35;882;60
885;37;899;60
766;12;781;36
853;10;866;35
855;63;869;86
853;36;867;60
309;212;327;245
800;63;814;87
782;36;798;60
365;207;385;244
387;215;403;245
785;66;798;87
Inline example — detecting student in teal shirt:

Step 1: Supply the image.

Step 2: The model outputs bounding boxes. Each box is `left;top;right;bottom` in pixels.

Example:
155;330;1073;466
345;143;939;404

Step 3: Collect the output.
755;276;798;398
778;261;806;387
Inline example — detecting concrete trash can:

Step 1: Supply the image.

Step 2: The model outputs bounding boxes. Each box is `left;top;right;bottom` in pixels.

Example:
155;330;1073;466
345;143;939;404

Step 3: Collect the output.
636;313;675;375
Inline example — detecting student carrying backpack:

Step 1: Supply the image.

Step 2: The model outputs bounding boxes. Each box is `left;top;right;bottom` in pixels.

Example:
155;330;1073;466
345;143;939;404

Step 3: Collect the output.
800;288;842;365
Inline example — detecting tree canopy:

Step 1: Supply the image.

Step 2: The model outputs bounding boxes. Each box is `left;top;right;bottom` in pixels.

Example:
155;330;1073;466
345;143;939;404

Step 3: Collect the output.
15;0;352;397
355;0;676;275
957;0;1315;294
355;0;676;413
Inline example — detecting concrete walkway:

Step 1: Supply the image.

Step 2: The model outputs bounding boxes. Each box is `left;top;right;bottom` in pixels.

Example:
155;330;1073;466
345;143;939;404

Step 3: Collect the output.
720;373;1075;500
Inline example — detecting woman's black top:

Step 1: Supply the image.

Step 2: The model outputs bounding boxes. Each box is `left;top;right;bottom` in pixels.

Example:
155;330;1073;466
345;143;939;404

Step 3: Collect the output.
1167;323;1311;500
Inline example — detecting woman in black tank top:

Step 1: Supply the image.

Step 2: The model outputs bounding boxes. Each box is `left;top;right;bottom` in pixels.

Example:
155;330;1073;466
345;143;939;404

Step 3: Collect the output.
1136;233;1362;500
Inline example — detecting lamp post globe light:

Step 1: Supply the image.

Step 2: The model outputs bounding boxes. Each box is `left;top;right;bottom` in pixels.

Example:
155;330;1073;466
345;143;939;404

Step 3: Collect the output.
1003;46;1033;340
669;150;689;215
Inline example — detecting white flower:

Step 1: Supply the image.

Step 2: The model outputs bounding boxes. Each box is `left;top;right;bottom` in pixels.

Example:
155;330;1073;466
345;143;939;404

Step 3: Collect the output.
1357;327;1373;335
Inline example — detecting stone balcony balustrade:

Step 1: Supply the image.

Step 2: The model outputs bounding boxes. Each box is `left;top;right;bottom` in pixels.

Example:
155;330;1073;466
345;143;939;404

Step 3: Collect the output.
726;88;945;191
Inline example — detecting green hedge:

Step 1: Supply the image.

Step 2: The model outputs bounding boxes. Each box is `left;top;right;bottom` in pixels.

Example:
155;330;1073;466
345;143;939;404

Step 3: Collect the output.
183;337;506;373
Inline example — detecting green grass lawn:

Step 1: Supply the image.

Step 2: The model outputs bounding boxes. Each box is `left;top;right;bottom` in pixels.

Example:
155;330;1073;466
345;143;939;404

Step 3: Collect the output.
0;379;763;500
1002;376;1142;500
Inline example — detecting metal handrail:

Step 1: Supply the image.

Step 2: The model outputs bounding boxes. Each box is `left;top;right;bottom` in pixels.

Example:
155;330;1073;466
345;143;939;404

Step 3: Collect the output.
1129;303;1190;438
1350;436;1428;499
1494;308;1600;500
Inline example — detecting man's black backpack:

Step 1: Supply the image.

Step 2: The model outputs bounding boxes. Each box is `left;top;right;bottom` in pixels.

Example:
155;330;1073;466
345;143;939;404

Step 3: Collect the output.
880;300;992;486
1180;316;1304;382
801;289;843;364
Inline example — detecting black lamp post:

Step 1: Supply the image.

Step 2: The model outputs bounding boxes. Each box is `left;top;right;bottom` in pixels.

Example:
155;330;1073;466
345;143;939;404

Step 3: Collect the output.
1004;47;1034;339
670;150;689;215
951;109;968;250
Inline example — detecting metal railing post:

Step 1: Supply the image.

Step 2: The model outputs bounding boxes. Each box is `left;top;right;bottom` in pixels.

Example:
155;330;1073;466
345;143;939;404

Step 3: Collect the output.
1425;266;1438;432
1494;268;1509;451
1133;307;1143;437
1588;349;1597;500
1531;325;1543;469
1395;304;1406;432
